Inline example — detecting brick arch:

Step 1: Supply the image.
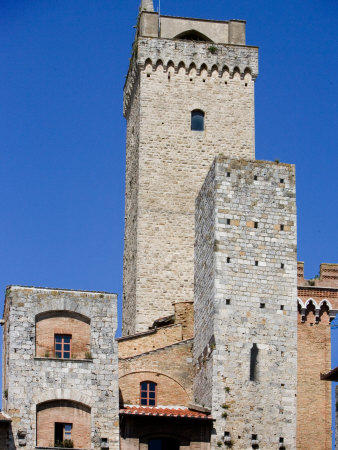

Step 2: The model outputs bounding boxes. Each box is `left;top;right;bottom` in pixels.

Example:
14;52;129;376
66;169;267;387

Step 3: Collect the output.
36;399;91;449
33;297;92;319
119;371;189;406
35;310;91;359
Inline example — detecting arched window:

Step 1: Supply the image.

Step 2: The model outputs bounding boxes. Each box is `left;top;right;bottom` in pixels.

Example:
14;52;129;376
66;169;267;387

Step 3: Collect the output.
140;381;156;406
191;110;205;131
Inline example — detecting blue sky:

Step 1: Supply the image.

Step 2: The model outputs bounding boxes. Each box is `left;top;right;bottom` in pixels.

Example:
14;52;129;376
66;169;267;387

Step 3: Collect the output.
0;0;337;430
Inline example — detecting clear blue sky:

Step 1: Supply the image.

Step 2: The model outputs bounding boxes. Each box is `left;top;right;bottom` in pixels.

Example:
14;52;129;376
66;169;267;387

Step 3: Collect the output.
0;0;337;427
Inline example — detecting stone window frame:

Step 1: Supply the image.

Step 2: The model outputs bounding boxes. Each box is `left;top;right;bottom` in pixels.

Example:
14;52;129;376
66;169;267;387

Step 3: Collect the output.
54;334;72;359
140;381;157;406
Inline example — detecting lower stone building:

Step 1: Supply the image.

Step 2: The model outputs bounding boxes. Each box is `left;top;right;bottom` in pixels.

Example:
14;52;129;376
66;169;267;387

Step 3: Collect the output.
1;287;119;449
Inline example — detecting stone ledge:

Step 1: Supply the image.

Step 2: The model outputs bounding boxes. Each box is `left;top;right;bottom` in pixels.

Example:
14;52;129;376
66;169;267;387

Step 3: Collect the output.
34;357;93;363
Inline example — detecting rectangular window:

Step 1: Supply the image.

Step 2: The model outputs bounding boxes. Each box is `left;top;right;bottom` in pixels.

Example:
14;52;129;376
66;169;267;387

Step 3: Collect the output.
55;423;72;446
55;334;71;359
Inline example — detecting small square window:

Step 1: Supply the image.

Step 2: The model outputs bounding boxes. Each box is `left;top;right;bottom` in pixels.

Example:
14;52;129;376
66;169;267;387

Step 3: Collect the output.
226;299;231;305
255;261;259;266
227;219;231;225
281;263;284;269
260;303;265;309
227;257;231;263
254;222;258;228
280;224;284;231
280;305;284;310
226;172;231;177
254;175;258;180
252;434;257;440
280;179;284;184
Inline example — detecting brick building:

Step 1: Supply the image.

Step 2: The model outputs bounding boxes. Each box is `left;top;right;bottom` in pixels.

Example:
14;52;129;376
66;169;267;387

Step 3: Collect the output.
1;0;337;449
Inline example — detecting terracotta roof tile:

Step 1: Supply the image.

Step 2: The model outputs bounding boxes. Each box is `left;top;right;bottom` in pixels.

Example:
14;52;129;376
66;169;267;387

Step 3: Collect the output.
120;406;213;420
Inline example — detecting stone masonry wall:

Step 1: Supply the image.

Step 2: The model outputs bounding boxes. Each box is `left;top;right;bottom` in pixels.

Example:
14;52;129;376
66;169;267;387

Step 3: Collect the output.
2;286;119;449
194;157;298;449
122;75;141;336
123;36;258;334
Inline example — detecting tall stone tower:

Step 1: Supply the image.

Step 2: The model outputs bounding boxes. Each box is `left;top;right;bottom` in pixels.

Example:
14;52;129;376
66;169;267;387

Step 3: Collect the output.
123;0;258;335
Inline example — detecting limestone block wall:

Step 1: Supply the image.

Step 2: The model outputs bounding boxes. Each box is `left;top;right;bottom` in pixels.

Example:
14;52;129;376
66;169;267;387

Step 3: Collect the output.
194;157;298;449
123;36;258;335
2;286;119;450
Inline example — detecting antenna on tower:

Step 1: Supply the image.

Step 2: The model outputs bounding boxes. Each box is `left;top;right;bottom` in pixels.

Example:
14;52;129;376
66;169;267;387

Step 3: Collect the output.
158;0;161;37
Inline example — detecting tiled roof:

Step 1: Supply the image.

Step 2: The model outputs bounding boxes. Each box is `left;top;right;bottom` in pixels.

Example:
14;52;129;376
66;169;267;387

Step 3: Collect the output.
120;406;213;420
0;411;11;422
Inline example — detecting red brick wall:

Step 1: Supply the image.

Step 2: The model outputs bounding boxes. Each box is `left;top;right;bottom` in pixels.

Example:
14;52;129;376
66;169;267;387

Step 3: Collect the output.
297;307;331;449
174;302;194;339
118;325;183;359
119;340;194;406
119;371;189;406
36;313;90;359
36;400;90;449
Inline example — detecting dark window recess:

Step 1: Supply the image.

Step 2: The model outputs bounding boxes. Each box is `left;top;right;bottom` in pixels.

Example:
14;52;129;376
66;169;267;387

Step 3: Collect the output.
254;175;258;180
191;110;205;131
279;437;284;443
226;299;231;305
281;263;284;269
254;222;258;228
140;381;156;406
250;344;259;381
226;172;231;177
55;423;72;447
227;257;231;263
252;434;257;440
280;179;284;184
148;438;180;450
255;261;259;266
280;305;284;310
260;303;265;309
280;224;284;231
227;219;231;225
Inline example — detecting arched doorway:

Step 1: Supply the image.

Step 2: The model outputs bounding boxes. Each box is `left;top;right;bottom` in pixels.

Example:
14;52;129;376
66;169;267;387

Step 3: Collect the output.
148;438;180;450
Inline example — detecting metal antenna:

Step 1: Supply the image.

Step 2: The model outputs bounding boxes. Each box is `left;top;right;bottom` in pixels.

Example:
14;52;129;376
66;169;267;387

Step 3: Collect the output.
158;0;161;36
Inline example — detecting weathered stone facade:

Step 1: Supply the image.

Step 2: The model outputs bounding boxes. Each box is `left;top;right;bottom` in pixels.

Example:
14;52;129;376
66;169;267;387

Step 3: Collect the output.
122;11;258;335
194;157;298;449
2;286;119;449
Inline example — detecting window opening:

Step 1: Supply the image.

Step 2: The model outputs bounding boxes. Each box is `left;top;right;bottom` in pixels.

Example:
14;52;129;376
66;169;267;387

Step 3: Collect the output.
250;343;259;381
55;334;71;359
191;110;205;131
55;423;72;447
140;381;156;406
148;438;180;450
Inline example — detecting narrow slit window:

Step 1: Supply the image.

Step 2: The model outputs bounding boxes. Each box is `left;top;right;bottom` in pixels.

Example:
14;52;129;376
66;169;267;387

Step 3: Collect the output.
191;110;205;131
250;343;259;381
